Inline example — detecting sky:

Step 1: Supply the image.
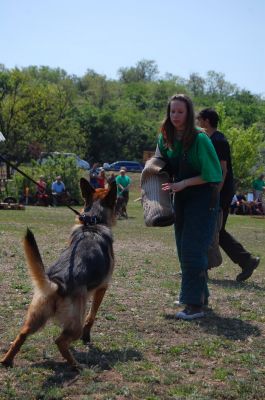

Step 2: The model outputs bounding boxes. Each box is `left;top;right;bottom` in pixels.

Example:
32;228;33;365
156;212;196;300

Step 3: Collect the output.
1;0;265;96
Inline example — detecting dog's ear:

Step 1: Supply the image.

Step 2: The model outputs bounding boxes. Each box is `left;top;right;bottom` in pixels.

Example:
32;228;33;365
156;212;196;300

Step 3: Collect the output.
80;178;95;203
101;181;117;209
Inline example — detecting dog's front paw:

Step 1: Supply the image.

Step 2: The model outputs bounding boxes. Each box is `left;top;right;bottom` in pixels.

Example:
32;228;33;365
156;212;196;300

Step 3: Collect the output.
0;358;14;368
81;330;91;345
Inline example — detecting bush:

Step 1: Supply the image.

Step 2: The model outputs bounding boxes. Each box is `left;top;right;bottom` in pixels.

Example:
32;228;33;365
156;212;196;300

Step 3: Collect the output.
7;157;88;204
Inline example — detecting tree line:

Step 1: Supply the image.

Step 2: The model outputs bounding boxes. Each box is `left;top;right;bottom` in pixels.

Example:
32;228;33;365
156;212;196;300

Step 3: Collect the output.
0;59;265;189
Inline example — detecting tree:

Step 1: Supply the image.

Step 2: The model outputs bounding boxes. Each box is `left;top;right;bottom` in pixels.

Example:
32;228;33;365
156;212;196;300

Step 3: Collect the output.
187;73;205;96
216;103;264;189
0;62;265;189
78;69;114;108
118;60;159;83
224;89;265;128
205;70;237;97
0;67;84;164
0;67;31;163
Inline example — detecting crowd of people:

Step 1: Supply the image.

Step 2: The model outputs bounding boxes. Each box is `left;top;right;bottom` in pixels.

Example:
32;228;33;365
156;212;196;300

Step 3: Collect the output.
230;192;264;216
228;174;265;216
20;164;133;217
20;175;69;206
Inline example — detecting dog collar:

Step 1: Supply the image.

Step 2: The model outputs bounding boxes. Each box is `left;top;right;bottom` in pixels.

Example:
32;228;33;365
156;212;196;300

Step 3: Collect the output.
79;213;103;226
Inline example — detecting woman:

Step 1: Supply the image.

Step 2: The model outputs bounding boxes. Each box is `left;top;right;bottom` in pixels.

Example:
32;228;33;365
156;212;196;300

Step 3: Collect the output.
36;176;49;206
157;94;222;320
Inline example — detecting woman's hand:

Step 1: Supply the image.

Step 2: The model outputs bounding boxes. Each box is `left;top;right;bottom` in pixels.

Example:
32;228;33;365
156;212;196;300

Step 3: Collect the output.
162;180;187;192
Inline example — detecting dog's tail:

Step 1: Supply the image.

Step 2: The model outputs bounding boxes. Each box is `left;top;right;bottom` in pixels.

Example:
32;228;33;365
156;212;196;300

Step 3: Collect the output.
24;228;58;293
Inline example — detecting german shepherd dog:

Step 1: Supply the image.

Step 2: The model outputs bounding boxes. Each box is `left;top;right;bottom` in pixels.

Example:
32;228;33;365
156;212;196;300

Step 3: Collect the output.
1;178;117;369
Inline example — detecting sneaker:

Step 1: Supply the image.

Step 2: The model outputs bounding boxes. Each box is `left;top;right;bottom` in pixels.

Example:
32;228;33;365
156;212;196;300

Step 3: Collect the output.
236;257;260;282
174;300;211;310
175;307;205;320
173;300;184;306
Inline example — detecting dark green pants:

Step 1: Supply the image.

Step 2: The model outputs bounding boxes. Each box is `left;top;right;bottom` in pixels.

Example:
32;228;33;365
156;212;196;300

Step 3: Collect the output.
174;185;219;306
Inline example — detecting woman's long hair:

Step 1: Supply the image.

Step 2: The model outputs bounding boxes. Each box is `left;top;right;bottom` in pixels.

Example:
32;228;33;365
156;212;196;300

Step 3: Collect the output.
161;94;199;151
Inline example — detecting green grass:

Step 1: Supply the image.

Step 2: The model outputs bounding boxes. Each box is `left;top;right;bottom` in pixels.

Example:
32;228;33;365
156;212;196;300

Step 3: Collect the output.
0;176;265;399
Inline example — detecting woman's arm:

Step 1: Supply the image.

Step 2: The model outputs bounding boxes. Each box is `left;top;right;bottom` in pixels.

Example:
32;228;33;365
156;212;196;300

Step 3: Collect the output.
162;175;207;193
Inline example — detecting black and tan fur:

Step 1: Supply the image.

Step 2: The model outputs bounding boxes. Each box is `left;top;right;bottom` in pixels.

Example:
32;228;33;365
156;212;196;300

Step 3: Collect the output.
1;178;117;369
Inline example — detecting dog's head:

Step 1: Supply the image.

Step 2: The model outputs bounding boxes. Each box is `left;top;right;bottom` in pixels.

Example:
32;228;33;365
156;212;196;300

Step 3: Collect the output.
78;178;117;227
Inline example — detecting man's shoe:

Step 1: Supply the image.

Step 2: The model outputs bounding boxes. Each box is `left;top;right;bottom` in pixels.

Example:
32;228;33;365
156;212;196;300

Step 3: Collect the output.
236;257;260;282
175;307;204;320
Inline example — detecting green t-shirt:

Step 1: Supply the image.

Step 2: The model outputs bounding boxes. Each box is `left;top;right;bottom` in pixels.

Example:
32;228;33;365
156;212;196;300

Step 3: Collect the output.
115;175;132;195
252;178;265;191
157;131;222;183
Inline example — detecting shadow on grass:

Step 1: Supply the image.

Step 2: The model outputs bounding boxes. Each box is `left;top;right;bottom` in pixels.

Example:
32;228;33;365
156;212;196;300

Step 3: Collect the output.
74;345;142;369
208;278;264;291
164;312;261;340
195;311;261;340
33;346;142;393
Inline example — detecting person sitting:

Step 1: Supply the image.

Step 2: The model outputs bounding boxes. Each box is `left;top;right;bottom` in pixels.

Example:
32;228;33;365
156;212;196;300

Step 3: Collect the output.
252;200;264;215
51;176;66;206
230;194;238;214
234;193;248;215
36;176;49;206
235;193;263;216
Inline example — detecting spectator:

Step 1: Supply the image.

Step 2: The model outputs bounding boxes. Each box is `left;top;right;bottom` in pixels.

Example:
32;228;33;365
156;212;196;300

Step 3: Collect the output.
115;167;131;218
252;174;265;202
36;176;49;206
236;193;249;215
230;194;239;214
198;108;260;282
97;168;106;188
89;163;100;188
51;176;66;206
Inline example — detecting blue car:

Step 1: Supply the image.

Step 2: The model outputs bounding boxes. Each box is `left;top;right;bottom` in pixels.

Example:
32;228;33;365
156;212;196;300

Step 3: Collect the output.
108;161;143;172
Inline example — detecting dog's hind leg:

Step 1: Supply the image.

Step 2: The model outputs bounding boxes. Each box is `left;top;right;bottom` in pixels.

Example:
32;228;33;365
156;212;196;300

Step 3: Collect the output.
55;327;83;369
1;296;53;367
81;286;108;344
55;295;86;369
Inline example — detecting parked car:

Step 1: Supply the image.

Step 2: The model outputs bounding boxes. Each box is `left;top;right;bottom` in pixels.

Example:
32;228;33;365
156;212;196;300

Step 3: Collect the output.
38;152;90;170
107;161;144;172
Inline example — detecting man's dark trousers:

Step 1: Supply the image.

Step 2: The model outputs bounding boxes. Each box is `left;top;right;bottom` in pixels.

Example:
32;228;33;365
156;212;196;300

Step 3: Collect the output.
219;195;252;269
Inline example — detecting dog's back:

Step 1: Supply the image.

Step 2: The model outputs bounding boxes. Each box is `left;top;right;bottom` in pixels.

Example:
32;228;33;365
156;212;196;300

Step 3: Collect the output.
1;178;117;369
47;224;114;296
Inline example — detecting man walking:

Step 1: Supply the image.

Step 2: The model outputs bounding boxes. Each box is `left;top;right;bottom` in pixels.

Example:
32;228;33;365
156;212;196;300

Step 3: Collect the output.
198;108;260;282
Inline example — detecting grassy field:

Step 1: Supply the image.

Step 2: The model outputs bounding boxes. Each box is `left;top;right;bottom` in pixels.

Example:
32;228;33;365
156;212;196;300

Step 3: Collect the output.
0;175;264;400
